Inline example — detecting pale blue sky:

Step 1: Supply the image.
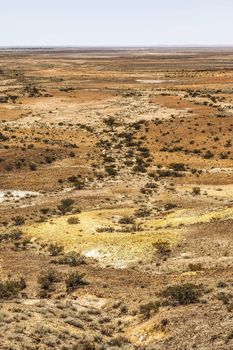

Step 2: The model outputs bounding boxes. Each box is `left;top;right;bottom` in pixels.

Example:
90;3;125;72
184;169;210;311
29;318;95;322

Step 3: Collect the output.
0;0;233;47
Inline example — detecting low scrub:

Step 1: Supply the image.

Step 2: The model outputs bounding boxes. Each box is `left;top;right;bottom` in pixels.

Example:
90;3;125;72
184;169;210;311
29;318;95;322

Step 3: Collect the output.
118;216;135;225
48;243;64;256
67;217;80;225
140;301;160;319
57;198;75;214
38;269;60;298
52;251;86;266
162;283;203;305
0;230;23;243
0;278;26;299
65;271;87;292
153;241;171;257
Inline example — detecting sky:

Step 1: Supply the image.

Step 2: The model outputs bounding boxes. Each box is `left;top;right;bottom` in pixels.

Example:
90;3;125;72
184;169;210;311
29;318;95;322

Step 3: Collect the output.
0;0;233;47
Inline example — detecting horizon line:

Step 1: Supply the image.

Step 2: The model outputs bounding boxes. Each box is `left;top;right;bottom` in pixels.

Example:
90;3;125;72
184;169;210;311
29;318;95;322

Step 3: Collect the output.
1;45;233;49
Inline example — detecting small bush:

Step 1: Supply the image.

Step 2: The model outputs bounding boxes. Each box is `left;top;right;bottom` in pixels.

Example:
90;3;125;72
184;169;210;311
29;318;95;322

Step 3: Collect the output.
220;152;228;159
165;203;177;211
118;216;135;225
69;151;75;157
38;269;60;297
133;164;147;173
65;271;87;292
48;243;64;256
227;330;233;341
202;150;214;159
188;263;202;271
13;216;25;226
169;163;186;171
217;281;227;288
0;230;23;242
5;164;13;171
105;165;117;176
0;278;26;299
108;336;130;347
192;187;201;195
62;198;75;207
157;169;182;178
29;163;37;171
134;208;151;218
57;198;75;214
40;208;50;215
140;301;160;319
52;251;86;266
103;116;116;130
217;292;232;305
67;217;80;225
162;283;203;305
153;241;171;256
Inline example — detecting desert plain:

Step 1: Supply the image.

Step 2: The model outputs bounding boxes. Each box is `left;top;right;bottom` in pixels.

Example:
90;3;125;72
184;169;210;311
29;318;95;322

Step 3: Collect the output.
0;47;232;349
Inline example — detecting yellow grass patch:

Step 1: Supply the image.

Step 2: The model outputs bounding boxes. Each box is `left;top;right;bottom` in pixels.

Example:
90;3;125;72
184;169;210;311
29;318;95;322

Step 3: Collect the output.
126;318;166;345
22;206;233;268
23;208;180;268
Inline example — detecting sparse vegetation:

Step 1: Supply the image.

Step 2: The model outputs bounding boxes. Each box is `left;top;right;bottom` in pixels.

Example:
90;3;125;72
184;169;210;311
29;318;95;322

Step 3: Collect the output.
0;48;232;350
153;241;171;257
67;217;80;224
65;271;87;292
139;301;160;319
192;186;201;195
38;269;60;297
162;283;203;305
48;243;64;256
57;198;75;214
0;278;26;299
52;251;86;266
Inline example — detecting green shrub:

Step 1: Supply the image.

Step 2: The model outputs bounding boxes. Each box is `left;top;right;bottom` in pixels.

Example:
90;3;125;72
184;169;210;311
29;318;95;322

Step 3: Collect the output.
48;243;64;256
38;269;60;297
202;150;214;159
119;216;135;225
140;301;160;319
65;271;87;292
220;152;228;159
162;283;203;305
57;198;75;214
169;163;186;171
69;151;75;157
134;208;151;218
157;169;183;178
0;278;26;299
105;165;117;176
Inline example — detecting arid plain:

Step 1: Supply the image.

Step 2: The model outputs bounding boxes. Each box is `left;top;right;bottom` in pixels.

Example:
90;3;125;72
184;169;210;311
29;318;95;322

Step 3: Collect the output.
0;48;233;349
